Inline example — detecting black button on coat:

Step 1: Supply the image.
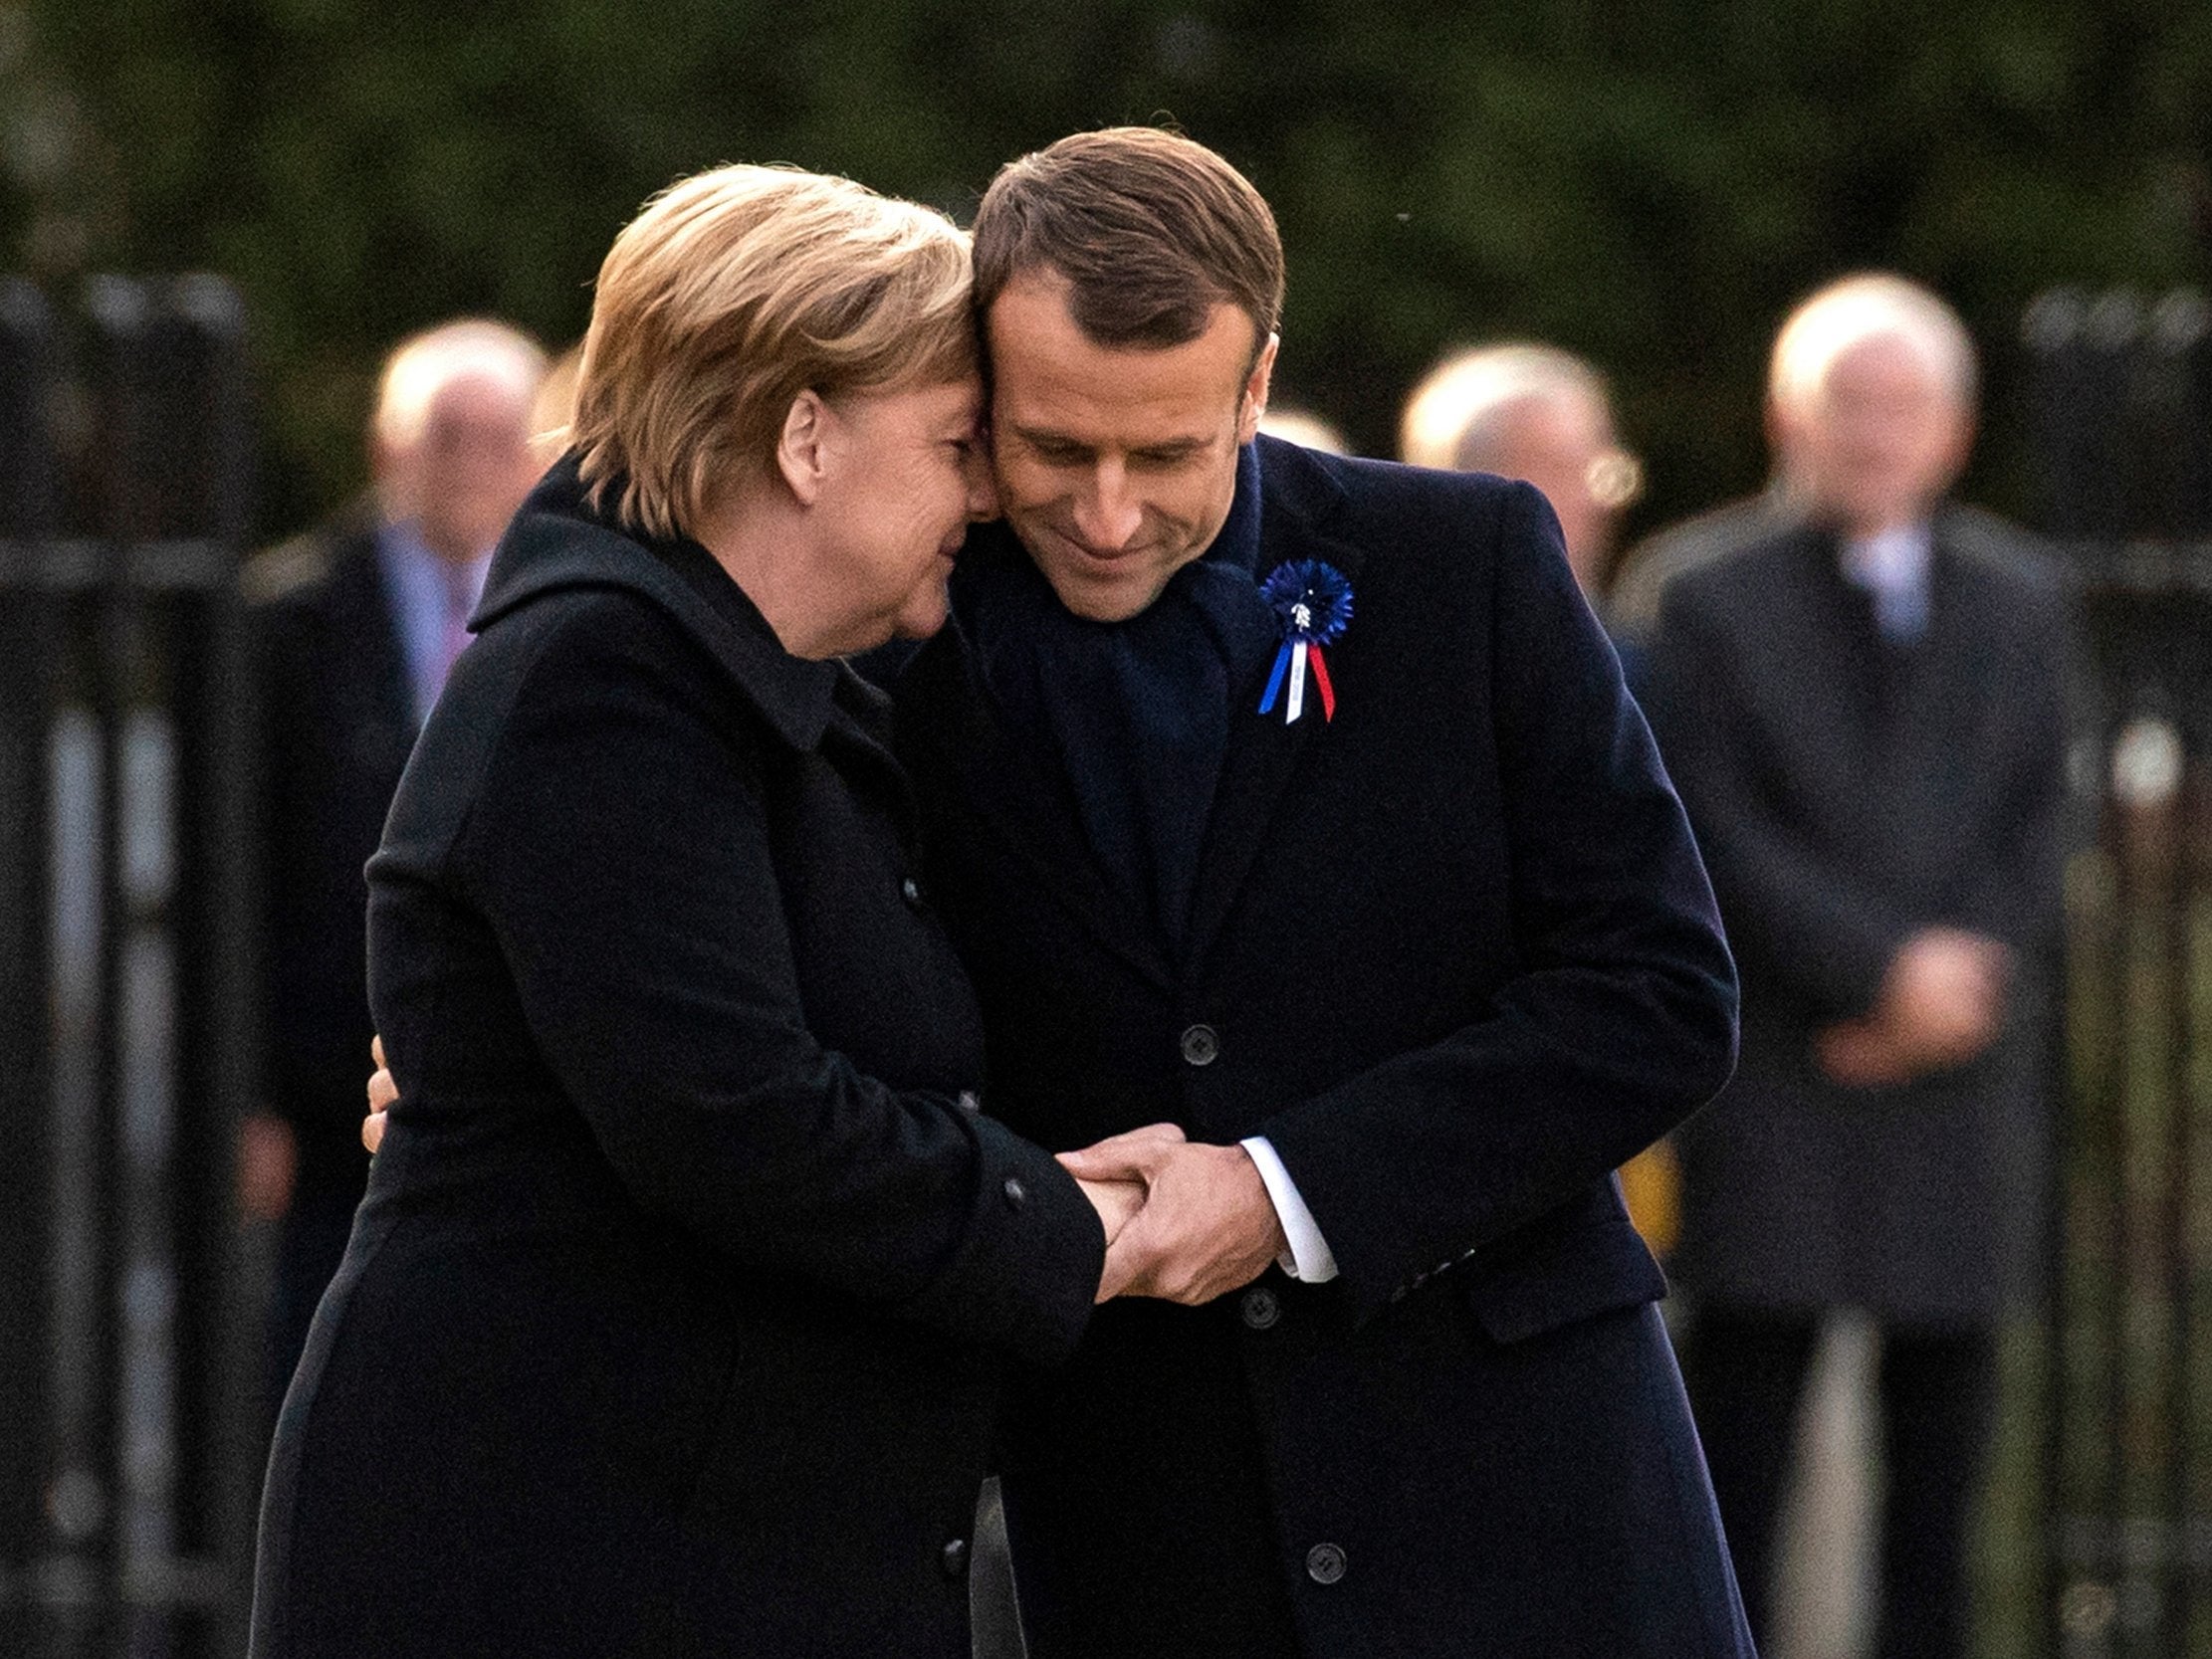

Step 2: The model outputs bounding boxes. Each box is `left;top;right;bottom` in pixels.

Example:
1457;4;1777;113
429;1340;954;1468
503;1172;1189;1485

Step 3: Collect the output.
248;461;1105;1659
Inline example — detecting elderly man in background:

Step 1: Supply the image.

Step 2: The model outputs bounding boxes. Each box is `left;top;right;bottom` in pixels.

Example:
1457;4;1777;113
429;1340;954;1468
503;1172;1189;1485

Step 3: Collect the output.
1643;274;2068;1659
241;318;547;1406
1398;343;1679;1256
1400;342;1644;600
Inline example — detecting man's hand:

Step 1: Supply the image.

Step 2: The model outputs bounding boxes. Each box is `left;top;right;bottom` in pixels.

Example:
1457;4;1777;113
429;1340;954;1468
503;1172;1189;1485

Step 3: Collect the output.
1817;927;2010;1088
363;1034;396;1154
238;1112;297;1221
1059;1126;1287;1306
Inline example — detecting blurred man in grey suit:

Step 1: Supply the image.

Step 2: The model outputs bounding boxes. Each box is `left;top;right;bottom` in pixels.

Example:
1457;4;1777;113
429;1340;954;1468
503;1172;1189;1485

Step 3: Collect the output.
1644;274;2068;1659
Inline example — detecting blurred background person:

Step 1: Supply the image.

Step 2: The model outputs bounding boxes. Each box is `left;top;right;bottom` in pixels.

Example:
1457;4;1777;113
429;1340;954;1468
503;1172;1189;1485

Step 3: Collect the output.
1256;404;1350;454
1399;340;1677;1257
1400;342;1644;601
1643;273;2069;1659
239;317;549;1412
529;341;585;466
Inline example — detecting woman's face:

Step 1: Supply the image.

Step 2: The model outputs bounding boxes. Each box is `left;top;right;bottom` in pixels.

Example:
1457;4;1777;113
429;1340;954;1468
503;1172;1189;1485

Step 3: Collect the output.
813;374;995;650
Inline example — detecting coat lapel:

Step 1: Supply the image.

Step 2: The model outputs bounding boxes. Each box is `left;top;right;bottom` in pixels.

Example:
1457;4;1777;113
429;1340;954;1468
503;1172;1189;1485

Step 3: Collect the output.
1182;442;1366;977
900;619;1176;992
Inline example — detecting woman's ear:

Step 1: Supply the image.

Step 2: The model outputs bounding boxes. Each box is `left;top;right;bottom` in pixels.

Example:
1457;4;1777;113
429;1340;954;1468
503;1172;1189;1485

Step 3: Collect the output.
775;390;832;507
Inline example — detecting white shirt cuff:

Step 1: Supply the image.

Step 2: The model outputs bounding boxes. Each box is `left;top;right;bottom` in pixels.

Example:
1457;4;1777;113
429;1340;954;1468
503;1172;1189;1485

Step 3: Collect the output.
1239;1136;1339;1283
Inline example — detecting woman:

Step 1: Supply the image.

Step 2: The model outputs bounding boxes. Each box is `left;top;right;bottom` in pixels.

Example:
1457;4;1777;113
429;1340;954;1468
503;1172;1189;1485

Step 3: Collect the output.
250;165;1134;1659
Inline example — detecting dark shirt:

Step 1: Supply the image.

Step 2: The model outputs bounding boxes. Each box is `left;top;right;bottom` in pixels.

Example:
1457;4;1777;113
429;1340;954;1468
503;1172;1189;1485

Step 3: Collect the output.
961;443;1276;954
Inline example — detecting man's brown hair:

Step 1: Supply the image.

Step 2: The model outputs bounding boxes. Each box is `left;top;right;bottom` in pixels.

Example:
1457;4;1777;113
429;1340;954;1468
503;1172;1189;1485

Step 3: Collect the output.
972;127;1284;356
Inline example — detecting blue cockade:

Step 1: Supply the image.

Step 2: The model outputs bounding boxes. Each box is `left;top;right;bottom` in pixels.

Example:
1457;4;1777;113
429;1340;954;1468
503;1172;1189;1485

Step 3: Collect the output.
1257;558;1353;724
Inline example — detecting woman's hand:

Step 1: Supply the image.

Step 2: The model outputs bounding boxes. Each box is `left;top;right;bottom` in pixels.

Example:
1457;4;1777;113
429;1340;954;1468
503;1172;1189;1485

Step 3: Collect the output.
363;1035;396;1153
1077;1176;1146;1245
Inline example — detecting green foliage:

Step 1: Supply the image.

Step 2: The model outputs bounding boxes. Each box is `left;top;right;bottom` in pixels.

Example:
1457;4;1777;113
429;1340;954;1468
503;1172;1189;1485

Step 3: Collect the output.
5;0;2208;540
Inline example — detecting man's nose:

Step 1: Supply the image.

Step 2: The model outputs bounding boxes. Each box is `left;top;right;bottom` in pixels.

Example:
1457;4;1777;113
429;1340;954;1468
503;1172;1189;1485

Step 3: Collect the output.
1071;460;1143;550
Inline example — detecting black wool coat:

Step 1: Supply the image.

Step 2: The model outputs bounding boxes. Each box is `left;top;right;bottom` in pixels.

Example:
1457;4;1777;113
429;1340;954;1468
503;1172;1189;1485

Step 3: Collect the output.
1644;506;2069;1325
249;462;1106;1659
899;436;1753;1659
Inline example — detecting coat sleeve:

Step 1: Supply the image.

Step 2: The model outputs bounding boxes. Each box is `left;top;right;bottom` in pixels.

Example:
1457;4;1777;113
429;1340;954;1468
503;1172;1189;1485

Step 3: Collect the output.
454;603;1104;1366
1255;483;1740;1326
1643;571;1907;1017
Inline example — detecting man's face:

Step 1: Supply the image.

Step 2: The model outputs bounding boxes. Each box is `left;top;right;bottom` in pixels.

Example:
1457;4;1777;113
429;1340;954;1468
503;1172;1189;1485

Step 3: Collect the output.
392;372;543;564
1786;332;1971;537
986;271;1276;622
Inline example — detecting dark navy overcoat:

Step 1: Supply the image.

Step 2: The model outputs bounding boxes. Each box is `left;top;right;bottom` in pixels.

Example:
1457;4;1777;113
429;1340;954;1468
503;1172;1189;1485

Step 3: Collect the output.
899;436;1757;1658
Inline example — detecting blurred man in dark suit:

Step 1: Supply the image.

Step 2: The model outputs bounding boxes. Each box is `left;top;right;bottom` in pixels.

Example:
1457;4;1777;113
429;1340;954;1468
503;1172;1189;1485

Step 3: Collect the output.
1644;274;2068;1659
241;318;546;1403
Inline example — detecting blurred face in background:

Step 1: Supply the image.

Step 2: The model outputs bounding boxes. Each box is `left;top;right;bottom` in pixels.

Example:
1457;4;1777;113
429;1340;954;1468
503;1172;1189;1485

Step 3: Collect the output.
986;271;1275;622
1471;387;1637;596
393;372;544;564
1786;331;1971;538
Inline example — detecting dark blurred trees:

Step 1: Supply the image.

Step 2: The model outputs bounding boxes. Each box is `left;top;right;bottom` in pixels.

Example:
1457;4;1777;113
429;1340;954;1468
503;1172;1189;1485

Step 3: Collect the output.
3;0;2208;540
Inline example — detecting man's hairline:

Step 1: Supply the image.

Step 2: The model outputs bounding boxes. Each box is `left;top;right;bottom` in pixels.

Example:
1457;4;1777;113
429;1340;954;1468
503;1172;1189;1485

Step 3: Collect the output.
978;259;1275;380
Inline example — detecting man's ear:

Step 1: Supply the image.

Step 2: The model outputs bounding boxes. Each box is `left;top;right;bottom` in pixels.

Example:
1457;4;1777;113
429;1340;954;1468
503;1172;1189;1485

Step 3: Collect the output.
775;390;832;507
1236;332;1281;445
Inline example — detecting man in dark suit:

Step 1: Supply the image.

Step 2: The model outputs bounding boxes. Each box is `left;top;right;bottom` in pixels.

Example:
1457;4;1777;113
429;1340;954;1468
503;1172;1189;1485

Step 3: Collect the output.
1643;274;2068;1659
898;127;1753;1658
242;318;545;1404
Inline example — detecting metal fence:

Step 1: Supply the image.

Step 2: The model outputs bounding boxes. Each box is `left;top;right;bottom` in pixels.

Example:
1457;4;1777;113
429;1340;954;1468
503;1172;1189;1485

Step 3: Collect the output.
0;276;258;1659
2027;287;2212;1659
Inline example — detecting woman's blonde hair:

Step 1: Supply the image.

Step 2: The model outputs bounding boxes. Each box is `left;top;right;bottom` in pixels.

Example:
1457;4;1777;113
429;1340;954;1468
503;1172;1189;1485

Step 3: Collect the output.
572;164;977;540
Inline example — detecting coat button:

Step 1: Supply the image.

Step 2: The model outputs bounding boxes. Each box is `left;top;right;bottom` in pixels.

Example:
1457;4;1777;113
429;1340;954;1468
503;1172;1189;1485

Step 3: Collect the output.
957;1090;983;1116
1002;1176;1027;1210
941;1538;970;1579
1240;1287;1281;1331
1306;1543;1347;1585
1180;1023;1219;1067
901;875;925;909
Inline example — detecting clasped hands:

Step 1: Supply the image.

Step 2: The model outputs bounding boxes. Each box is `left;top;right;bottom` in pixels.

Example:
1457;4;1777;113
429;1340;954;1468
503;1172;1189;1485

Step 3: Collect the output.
1816;926;2011;1089
362;1043;1283;1310
1063;1124;1288;1307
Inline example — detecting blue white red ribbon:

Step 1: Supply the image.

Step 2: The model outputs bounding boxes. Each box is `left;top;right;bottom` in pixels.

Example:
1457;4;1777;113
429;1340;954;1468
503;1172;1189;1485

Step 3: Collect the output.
1257;559;1353;724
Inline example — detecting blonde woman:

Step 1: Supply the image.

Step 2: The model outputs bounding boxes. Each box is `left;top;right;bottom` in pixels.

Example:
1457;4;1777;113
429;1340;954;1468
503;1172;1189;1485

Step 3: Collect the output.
249;166;1135;1659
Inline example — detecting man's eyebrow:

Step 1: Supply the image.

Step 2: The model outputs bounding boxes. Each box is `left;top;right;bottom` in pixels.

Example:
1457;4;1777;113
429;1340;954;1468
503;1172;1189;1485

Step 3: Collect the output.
1007;425;1210;458
1007;424;1092;452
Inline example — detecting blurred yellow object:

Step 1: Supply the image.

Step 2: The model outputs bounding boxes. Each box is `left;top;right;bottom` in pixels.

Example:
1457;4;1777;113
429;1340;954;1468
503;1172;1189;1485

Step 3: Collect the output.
1619;1140;1680;1259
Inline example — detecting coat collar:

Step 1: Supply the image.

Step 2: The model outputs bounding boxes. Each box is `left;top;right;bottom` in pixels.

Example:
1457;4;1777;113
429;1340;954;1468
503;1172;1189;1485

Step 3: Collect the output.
904;434;1365;984
1182;436;1366;973
474;456;841;754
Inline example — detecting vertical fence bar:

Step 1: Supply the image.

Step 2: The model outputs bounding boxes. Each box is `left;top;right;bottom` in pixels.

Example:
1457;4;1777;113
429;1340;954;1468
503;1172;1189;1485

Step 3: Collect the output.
2034;287;2212;1658
0;276;60;1659
0;272;256;1653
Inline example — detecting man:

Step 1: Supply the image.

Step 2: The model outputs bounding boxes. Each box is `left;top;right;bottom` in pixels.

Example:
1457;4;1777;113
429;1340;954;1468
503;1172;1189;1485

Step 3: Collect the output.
1400;341;1644;598
1643;274;2068;1659
898;128;1751;1657
242;318;546;1402
1400;341;1680;1255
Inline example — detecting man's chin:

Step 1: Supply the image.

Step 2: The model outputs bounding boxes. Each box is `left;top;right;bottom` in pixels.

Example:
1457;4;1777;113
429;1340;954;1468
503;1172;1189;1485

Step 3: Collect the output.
1035;564;1172;624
